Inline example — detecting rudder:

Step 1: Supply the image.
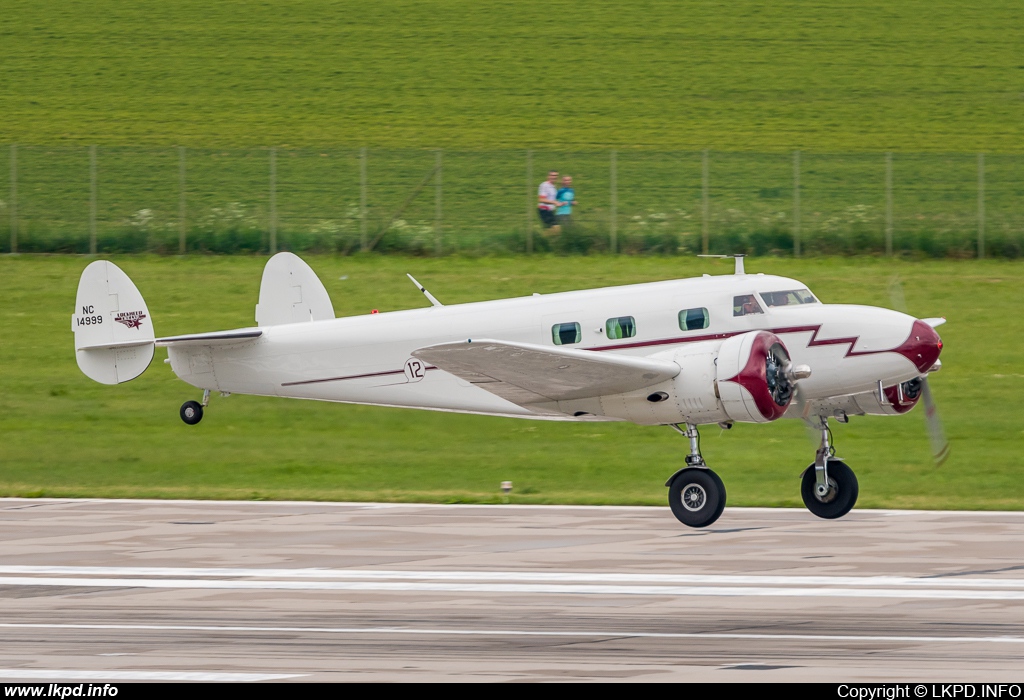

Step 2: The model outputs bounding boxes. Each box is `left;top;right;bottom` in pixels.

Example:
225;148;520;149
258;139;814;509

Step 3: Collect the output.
72;260;155;384
255;252;335;326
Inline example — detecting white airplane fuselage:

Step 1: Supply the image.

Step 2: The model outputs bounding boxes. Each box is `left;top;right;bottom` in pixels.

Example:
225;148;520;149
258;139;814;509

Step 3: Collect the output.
164;273;942;426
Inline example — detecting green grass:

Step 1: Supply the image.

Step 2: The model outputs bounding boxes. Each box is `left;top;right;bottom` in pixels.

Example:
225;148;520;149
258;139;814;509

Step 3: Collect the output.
4;2;1023;255
1;1;1022;152
1;254;1021;510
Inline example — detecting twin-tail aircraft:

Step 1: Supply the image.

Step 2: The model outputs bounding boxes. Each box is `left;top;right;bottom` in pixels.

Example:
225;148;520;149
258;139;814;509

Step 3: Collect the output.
71;253;946;528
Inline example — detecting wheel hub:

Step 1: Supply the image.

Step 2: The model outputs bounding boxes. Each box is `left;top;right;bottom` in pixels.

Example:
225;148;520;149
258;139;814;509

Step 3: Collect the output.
681;483;707;512
814;478;838;503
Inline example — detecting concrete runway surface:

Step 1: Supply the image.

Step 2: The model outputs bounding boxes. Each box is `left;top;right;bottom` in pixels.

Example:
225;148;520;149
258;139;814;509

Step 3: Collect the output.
0;499;1023;682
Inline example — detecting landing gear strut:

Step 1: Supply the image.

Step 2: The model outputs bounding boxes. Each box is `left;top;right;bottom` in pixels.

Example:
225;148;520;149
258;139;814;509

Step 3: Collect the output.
179;389;210;426
665;423;727;528
801;417;859;519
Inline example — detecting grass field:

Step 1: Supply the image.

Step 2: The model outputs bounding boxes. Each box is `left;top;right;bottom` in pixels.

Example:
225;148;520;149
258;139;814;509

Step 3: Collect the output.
1;254;1021;510
4;147;1024;257
2;1;1022;152
5;2;1022;256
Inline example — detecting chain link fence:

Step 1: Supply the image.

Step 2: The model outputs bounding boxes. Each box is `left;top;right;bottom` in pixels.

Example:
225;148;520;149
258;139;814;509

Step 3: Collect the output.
3;146;1022;257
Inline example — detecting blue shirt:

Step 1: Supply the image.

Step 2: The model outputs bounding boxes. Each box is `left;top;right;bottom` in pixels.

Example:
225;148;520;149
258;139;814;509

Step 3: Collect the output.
555;187;575;216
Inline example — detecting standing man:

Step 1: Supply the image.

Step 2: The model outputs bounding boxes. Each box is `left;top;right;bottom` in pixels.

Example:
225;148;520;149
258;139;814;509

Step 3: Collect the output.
555;175;576;231
538;170;560;235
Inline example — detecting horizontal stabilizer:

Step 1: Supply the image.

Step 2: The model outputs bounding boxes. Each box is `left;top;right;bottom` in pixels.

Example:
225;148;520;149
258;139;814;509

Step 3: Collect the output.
255;252;335;326
157;329;263;347
73;261;155;385
412;339;679;405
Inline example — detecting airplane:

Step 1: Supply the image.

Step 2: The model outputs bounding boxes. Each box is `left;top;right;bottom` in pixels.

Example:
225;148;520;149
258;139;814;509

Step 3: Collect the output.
71;253;946;528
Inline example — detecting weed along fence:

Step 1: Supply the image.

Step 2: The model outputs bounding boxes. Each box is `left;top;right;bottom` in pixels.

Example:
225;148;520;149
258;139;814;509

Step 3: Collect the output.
3;146;1022;257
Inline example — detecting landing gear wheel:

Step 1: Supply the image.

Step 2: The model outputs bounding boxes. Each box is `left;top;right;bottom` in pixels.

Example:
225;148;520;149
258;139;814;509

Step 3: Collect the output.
180;400;204;425
801;459;858;519
668;468;726;528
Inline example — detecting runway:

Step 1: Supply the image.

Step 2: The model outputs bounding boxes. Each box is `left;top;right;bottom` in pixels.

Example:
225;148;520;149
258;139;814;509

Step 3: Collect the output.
0;499;1023;682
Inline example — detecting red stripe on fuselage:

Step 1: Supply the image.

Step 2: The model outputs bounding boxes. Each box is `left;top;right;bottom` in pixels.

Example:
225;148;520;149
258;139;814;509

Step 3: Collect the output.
592;322;939;373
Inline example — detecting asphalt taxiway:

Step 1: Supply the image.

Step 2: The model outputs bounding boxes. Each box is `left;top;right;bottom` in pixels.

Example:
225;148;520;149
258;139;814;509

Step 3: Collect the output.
0;499;1022;682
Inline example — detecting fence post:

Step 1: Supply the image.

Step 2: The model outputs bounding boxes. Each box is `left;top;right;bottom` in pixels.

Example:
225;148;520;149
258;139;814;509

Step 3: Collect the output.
359;147;368;252
609;149;618;254
89;145;98;255
434;149;443;255
269;147;277;255
701;149;709;255
8;144;15;254
525;150;533;254
793;150;801;257
178;147;187;254
885;152;893;256
977;153;985;259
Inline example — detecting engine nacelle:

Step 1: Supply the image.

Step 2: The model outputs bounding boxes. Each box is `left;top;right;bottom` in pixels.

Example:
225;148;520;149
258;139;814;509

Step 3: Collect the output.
716;331;795;423
551;332;797;426
852;377;923;416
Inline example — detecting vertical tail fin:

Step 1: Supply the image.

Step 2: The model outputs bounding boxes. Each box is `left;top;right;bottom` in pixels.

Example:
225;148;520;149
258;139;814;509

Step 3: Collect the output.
255;252;335;326
72;260;155;384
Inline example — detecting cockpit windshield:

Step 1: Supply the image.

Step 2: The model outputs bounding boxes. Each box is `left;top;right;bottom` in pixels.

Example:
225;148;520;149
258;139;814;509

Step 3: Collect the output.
761;289;818;307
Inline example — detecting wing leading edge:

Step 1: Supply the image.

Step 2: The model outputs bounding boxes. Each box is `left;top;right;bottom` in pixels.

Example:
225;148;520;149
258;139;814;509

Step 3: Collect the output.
412;339;679;406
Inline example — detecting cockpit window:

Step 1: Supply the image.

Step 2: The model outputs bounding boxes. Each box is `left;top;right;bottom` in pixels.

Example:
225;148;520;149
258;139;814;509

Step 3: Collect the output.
761;289;818;307
733;295;764;317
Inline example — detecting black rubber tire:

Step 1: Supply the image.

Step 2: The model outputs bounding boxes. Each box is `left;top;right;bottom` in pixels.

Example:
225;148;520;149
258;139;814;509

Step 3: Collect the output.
668;468;727;528
180;400;204;425
801;459;858;519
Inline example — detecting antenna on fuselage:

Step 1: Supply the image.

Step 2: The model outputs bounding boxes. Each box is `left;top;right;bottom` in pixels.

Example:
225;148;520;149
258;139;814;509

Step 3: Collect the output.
406;274;444;307
697;254;746;275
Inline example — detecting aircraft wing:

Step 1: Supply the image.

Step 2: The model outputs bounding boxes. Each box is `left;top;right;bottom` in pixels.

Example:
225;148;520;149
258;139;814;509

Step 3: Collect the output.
412;339;679;405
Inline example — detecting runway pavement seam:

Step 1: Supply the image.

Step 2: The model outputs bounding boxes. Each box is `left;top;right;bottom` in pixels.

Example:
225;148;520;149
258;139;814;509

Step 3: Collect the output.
1;622;1023;646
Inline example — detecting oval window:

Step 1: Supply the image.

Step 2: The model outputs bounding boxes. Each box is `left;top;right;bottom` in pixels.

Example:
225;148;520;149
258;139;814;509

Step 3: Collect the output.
605;316;636;340
552;322;582;345
678;307;710;331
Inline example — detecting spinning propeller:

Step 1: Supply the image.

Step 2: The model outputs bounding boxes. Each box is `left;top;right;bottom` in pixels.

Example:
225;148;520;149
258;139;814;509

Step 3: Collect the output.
889;275;950;466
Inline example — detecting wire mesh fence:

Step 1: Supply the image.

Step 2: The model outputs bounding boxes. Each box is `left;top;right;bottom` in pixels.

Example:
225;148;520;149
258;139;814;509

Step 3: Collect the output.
2;145;1021;257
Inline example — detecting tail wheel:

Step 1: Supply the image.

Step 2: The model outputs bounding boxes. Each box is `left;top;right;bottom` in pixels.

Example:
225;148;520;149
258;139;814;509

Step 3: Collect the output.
668;468;726;528
801;459;858;519
180;400;204;425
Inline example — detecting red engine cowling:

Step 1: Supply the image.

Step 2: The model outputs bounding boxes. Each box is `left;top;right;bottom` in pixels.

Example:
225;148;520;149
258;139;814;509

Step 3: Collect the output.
852;378;923;416
716;331;794;423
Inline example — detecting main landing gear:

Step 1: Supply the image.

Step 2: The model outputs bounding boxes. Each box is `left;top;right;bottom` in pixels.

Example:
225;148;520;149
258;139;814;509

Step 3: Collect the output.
180;389;211;425
664;423;727;528
801;417;859;519
663;418;860;528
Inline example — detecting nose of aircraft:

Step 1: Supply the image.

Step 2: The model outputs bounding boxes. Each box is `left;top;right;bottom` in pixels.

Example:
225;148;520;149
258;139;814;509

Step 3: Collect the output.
897;319;943;374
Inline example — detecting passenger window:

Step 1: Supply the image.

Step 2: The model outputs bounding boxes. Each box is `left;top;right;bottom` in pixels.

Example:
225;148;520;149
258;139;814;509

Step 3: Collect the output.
552;322;582;345
605;316;636;340
678;307;710;331
733;295;763;317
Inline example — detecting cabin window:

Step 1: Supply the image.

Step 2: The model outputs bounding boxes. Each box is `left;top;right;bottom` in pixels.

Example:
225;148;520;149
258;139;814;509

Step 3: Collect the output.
678;307;710;331
552;322;582;345
605;316;636;340
761;289;818;307
733;295;764;316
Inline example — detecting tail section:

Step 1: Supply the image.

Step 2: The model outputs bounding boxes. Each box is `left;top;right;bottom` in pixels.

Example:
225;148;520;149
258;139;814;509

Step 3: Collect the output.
255;252;335;326
72;261;155;384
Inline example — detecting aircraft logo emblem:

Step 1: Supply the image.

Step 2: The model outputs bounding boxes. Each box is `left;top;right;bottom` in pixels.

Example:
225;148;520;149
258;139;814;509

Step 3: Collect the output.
114;310;147;329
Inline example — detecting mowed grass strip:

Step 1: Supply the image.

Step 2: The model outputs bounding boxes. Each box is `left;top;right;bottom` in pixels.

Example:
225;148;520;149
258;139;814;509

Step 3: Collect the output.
1;1;1022;151
0;255;1020;510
